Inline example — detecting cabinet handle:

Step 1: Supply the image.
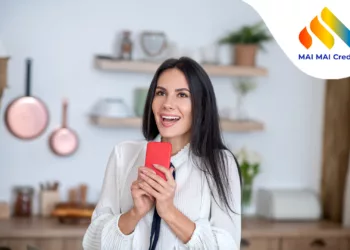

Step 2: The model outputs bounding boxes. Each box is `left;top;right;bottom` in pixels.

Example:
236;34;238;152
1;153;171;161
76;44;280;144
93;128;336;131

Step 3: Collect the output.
241;238;250;247
310;238;326;247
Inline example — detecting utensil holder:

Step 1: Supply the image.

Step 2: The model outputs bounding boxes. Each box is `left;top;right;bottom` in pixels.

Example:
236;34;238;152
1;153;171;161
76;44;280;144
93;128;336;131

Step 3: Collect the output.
39;190;61;217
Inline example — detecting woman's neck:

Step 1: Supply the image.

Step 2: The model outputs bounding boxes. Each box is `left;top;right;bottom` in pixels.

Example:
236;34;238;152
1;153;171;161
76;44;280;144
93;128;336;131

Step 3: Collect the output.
161;134;190;156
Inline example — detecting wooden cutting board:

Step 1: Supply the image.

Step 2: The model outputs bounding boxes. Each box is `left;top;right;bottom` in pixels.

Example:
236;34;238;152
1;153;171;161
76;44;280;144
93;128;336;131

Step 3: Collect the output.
0;57;9;108
343;153;350;227
0;201;10;219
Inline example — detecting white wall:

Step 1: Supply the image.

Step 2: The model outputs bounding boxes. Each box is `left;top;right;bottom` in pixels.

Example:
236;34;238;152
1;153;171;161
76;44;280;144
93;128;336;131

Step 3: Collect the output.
0;0;325;214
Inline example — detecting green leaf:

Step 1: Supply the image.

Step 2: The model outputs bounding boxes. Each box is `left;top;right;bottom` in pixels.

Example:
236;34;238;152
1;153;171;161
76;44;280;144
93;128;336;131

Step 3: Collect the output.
219;21;273;50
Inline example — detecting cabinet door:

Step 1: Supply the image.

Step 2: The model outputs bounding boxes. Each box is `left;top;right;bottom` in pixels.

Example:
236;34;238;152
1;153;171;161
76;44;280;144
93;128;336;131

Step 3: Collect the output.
7;239;40;250
0;238;80;250
37;239;64;250
64;239;83;250
282;237;348;250
0;239;11;249
241;237;280;250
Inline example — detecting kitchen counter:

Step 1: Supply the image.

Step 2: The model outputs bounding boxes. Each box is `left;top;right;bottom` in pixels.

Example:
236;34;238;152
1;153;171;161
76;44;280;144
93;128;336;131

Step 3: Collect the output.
242;217;350;237
0;216;350;238
0;217;88;239
0;217;350;250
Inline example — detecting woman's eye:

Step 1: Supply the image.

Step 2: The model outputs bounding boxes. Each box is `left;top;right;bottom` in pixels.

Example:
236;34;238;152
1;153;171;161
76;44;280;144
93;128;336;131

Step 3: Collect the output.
156;91;165;96
178;92;188;98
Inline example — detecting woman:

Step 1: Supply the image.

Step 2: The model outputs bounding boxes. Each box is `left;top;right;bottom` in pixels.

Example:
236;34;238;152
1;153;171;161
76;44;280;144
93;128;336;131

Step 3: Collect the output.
83;57;242;250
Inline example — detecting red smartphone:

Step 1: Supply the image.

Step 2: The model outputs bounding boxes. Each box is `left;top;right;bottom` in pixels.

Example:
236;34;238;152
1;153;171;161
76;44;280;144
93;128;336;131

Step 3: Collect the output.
145;142;172;181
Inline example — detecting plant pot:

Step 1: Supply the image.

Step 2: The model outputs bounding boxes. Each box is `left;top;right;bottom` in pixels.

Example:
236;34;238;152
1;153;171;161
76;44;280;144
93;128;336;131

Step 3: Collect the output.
233;44;257;66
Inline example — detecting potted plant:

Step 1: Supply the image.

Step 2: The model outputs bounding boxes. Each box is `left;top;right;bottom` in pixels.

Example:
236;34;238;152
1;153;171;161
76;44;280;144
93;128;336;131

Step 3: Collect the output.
219;22;272;66
235;147;261;214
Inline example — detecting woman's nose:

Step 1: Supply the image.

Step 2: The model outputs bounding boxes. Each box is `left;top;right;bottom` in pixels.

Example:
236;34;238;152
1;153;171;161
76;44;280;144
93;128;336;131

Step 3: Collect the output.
162;96;175;110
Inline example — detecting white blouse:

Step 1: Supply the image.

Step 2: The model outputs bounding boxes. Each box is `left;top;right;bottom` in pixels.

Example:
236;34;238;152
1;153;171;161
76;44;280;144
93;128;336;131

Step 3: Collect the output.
82;136;241;250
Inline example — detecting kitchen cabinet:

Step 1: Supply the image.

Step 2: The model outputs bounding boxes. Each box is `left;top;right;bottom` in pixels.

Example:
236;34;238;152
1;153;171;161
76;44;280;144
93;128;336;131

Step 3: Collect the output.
0;238;82;250
281;237;348;250
240;238;279;250
242;218;350;250
0;217;350;250
240;237;350;250
0;217;85;250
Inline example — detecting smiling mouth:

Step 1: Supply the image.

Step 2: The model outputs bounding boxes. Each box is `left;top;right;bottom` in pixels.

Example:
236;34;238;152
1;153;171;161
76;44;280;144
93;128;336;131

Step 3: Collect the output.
160;115;181;127
161;115;180;122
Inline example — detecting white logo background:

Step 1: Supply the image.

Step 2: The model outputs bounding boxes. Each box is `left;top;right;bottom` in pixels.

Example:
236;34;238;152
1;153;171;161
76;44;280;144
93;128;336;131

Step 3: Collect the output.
242;0;350;79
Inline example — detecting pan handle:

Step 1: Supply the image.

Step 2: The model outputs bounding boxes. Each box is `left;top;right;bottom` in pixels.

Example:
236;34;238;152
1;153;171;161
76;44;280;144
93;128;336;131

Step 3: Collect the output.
25;59;32;96
62;99;68;128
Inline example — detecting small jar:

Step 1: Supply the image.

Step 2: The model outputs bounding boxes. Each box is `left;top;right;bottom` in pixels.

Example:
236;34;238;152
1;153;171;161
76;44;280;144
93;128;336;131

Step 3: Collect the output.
120;30;133;60
13;186;34;217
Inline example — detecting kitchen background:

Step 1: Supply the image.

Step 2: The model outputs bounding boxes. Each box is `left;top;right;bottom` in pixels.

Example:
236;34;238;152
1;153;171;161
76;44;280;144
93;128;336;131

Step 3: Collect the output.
0;0;325;215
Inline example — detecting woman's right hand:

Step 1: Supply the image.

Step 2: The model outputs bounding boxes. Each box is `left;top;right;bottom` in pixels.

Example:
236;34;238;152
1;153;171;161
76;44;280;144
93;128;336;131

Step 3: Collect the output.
130;168;155;218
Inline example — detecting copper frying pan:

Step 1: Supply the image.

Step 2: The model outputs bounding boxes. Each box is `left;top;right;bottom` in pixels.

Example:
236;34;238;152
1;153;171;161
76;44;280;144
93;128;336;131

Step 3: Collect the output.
49;99;78;156
4;58;49;140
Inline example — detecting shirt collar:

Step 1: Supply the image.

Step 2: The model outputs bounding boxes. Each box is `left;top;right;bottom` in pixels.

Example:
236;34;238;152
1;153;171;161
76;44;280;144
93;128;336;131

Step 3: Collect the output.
152;134;190;168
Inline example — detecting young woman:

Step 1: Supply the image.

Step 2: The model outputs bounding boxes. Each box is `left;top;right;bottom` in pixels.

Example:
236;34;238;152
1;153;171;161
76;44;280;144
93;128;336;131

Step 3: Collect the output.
83;57;242;250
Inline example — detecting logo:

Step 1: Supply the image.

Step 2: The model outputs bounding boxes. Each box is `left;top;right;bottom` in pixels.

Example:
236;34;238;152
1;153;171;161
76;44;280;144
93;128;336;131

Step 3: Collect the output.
299;7;350;49
241;0;350;79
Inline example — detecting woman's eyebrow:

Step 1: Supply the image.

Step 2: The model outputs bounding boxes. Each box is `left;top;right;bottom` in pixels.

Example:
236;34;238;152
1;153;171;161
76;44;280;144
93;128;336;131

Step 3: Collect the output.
156;86;166;91
156;86;190;92
175;88;190;92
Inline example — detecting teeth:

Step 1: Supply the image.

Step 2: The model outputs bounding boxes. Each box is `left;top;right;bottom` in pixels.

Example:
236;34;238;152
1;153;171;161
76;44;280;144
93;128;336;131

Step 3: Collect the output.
162;116;180;121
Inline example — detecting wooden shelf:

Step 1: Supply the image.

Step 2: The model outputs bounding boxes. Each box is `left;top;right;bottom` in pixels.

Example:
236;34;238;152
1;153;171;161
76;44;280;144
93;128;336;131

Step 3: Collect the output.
89;116;264;132
220;118;264;132
90;116;142;128
94;57;268;77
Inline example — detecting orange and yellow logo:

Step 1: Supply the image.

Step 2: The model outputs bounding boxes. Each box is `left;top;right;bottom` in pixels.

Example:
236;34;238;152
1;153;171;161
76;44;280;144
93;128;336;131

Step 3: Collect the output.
299;7;350;49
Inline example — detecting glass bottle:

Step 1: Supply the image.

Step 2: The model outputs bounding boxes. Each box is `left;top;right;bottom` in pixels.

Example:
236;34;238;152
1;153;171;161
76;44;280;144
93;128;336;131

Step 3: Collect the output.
120;31;132;60
13;186;34;217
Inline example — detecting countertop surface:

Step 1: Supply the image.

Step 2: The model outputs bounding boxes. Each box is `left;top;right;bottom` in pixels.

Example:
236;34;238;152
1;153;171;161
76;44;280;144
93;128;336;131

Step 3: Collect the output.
0;217;350;239
0;217;88;238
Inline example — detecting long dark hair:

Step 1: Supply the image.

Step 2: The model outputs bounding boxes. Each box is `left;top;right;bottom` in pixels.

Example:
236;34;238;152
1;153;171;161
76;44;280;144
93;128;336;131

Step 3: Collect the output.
142;57;241;214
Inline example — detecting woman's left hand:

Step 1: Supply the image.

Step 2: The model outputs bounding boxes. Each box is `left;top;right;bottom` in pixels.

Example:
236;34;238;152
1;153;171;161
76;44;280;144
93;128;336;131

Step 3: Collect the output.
139;165;176;219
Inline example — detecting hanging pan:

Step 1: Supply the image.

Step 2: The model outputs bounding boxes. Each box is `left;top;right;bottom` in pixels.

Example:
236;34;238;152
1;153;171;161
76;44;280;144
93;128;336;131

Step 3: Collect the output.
4;58;49;140
49;99;79;156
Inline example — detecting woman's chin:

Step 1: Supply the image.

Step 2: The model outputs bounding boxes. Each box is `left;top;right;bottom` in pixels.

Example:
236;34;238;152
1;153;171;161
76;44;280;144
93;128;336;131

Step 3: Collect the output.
157;125;181;138
158;129;178;139
156;121;190;139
